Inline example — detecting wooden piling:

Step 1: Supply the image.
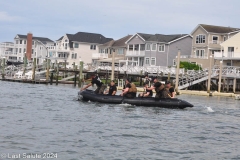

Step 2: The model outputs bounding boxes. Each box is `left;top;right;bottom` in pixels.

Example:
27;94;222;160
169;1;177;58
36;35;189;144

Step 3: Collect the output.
233;78;236;93
74;73;77;87
175;50;180;93
207;54;213;93
50;72;53;85
32;58;36;80
2;58;5;79
218;61;223;92
78;61;83;87
46;59;50;82
56;63;59;85
111;50;115;80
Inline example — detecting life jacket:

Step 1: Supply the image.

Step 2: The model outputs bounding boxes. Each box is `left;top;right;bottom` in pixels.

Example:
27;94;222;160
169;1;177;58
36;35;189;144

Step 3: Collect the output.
128;83;137;93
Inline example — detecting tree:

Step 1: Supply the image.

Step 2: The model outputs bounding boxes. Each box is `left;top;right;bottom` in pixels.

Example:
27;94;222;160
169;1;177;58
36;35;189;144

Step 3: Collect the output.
179;61;202;70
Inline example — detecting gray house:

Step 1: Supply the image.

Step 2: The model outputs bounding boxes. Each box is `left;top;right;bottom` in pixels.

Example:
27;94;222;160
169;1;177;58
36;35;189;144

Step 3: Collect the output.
125;33;192;67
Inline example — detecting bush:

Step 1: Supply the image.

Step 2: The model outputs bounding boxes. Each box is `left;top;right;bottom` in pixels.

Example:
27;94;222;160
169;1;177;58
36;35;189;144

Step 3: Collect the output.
180;61;202;70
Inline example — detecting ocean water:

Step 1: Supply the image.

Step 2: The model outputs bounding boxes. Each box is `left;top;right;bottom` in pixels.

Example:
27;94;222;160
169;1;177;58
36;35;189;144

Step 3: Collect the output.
0;81;240;160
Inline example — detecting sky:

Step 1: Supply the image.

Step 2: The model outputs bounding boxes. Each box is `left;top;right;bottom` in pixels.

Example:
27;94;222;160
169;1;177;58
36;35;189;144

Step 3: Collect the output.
0;0;240;42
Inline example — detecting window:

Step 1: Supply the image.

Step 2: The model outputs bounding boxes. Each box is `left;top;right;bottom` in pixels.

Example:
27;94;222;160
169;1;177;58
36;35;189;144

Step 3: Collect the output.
134;44;139;51
90;44;96;50
117;48;124;55
72;53;74;59
151;57;156;66
129;45;133;51
223;36;227;41
19;57;21;60
146;44;151;51
65;43;67;49
173;59;176;66
140;44;145;51
24;48;26;53
24;40;26;44
196;49;205;58
65;39;68;42
75;53;77;59
105;49;108;53
158;44;165;52
196;35;205;43
74;43;79;48
20;40;22;44
152;44;156;51
32;41;34;45
15;48;18;53
145;57;150;65
16;40;18;44
32;49;34;54
99;49;104;53
212;36;218;44
19;48;21;53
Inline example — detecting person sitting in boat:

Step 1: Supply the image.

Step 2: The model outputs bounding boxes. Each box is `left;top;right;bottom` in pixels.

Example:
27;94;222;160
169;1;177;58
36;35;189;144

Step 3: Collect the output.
104;80;117;96
138;83;153;97
120;79;137;98
154;82;171;99
145;77;158;91
165;81;175;98
80;74;106;94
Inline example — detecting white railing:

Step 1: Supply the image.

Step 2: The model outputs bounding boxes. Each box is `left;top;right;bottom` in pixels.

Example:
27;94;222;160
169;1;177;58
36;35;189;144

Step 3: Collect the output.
178;55;208;59
214;52;240;59
89;64;185;75
209;40;222;44
126;51;145;56
92;53;108;59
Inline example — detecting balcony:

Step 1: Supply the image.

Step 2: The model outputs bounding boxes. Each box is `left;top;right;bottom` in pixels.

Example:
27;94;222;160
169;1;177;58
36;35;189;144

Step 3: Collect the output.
178;55;208;59
214;52;240;60
126;51;145;57
209;40;222;44
92;53;108;59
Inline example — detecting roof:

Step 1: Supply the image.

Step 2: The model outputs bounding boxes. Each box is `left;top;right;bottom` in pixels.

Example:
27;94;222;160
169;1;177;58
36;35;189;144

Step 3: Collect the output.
56;36;64;41
200;24;240;33
15;34;54;42
136;33;188;43
65;32;113;44
112;35;132;47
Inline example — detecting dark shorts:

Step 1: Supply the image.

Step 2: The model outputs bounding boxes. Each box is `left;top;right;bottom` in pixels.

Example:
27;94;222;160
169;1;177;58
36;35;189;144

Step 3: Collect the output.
94;85;107;94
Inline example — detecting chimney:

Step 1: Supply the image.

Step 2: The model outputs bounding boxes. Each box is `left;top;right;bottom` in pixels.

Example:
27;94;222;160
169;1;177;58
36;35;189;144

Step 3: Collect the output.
26;32;33;60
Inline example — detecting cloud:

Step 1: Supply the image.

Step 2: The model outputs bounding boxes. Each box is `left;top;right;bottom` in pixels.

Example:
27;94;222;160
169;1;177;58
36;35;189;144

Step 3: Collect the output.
0;11;22;22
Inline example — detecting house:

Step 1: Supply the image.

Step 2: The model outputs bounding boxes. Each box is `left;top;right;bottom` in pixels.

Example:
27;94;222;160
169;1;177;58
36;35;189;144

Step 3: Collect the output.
54;32;113;67
0;42;15;61
214;32;240;66
13;34;55;64
94;35;132;66
125;33;192;67
179;24;240;68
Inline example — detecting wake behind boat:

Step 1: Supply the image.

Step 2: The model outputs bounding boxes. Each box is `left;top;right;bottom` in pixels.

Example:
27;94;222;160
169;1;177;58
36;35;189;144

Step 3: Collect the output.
78;90;194;109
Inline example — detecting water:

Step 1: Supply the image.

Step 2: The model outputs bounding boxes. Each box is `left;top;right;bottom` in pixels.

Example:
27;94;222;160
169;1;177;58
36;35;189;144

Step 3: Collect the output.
0;81;240;160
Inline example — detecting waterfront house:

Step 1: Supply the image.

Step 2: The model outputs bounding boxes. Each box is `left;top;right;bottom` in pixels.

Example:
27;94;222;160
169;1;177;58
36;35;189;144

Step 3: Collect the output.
0;42;15;60
214;32;240;66
94;35;132;66
179;24;240;68
55;32;113;67
13;34;55;64
125;33;192;67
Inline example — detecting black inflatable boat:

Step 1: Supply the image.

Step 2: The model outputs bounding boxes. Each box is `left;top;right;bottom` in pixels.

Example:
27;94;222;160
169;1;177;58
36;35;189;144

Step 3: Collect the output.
78;90;193;109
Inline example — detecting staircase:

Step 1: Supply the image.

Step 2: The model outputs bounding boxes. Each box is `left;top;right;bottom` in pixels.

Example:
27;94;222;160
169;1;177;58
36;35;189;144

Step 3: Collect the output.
174;70;218;90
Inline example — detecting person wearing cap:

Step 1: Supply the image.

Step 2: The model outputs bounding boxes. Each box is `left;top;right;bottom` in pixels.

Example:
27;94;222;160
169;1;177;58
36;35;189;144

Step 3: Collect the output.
165;81;175;98
154;81;171;98
120;79;137;98
80;74;106;94
104;80;117;96
146;77;158;91
138;83;153;97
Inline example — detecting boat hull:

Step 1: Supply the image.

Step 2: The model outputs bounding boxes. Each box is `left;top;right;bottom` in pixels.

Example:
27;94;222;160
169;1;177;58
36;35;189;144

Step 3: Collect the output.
79;90;194;109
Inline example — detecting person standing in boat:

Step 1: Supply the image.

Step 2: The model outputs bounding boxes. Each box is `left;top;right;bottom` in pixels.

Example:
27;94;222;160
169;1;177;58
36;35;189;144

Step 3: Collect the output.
120;79;137;98
104;80;117;96
138;83;153;97
81;74;106;94
165;81;175;98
